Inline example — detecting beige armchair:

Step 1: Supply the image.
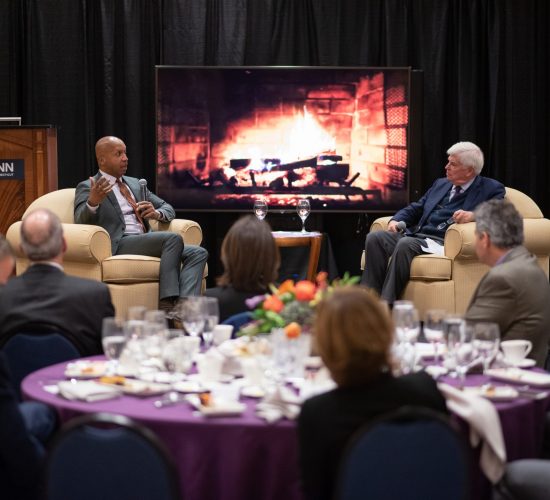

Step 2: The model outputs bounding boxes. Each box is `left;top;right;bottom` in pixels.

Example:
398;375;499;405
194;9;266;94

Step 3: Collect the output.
6;188;208;318
361;187;550;319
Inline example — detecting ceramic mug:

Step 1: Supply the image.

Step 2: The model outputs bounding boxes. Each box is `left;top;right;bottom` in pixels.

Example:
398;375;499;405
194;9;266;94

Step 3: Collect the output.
501;339;532;363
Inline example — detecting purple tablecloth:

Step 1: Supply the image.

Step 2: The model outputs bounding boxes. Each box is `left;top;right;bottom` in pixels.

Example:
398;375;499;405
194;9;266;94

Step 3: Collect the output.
22;360;302;500
22;360;550;500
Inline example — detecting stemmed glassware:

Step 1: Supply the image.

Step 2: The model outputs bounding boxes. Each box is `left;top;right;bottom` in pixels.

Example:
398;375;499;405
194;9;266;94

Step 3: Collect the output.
296;199;311;233
101;317;126;373
423;309;446;364
253;199;268;220
453;325;477;388
471;321;500;374
178;297;206;340
392;301;420;373
201;297;220;350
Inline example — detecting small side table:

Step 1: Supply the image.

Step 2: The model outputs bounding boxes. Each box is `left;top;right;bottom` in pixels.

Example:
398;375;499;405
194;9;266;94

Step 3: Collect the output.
272;231;323;281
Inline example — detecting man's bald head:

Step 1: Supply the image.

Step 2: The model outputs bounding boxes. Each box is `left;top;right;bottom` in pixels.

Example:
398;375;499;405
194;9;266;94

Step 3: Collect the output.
95;136;123;161
20;209;65;261
95;136;128;178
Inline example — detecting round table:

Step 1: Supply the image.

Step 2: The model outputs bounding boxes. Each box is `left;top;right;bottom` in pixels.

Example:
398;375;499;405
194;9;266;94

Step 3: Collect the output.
22;360;302;500
23;360;550;500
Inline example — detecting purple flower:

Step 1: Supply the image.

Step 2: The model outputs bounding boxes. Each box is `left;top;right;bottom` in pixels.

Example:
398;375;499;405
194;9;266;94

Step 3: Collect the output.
246;294;267;310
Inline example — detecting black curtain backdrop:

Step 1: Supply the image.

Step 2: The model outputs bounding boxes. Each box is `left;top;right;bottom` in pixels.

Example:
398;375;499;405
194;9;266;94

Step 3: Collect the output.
1;0;549;278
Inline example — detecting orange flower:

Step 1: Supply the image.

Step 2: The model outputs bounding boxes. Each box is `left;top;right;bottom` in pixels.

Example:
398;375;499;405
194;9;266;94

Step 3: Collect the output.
284;322;301;339
316;271;328;289
294;280;317;301
263;295;284;313
277;279;295;295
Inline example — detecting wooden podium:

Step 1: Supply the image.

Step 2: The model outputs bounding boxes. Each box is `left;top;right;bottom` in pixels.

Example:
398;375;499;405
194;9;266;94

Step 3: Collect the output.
0;126;57;235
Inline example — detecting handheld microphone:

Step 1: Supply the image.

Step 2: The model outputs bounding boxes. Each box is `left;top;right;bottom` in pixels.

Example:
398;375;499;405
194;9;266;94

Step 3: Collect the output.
138;179;148;202
396;221;407;233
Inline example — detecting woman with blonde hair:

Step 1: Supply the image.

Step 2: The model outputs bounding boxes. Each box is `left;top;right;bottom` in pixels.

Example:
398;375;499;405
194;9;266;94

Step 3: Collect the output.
205;215;280;321
298;286;446;500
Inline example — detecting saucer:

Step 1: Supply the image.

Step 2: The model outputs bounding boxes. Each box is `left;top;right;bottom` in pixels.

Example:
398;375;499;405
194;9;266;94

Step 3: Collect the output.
503;357;536;368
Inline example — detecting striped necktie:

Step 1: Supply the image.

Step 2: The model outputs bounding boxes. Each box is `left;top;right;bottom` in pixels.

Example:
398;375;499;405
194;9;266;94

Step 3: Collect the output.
450;185;462;200
117;179;146;231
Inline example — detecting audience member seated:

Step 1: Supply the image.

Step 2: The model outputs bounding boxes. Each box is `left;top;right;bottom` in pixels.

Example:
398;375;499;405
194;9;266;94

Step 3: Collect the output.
0;234;15;285
493;459;550;500
297;287;447;500
0;352;56;500
0;239;57;499
465;199;550;367
0;208;115;355
205;215;280;321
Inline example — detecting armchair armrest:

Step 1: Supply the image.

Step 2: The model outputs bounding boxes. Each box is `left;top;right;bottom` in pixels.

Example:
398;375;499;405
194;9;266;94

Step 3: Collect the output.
7;222;112;265
149;218;203;246
370;216;392;233
444;222;477;260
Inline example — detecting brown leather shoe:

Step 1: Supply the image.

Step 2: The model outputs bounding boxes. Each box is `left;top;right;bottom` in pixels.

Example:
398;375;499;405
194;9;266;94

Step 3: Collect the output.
159;297;177;313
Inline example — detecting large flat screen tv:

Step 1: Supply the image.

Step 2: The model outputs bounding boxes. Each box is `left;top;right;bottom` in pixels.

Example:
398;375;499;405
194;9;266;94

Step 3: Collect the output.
156;66;413;212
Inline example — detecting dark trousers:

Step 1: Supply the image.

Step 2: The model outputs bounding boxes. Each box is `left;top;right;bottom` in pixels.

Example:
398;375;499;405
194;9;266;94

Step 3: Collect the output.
117;232;208;298
360;231;427;303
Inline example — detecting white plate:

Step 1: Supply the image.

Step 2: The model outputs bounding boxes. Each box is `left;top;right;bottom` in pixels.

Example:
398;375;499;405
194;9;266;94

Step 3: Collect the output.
65;361;108;379
304;356;323;369
187;373;234;384
99;378;171;397
464;385;519;401
486;368;550;387
503;358;536;368
139;372;186;384
172;381;204;393
240;385;265;399
185;394;245;417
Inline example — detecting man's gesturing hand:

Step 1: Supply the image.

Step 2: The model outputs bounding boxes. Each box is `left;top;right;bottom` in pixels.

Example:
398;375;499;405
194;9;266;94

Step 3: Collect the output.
88;176;112;207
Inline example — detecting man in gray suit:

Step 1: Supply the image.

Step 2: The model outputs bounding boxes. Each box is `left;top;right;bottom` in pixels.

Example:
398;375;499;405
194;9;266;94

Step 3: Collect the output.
74;136;208;310
465;199;550;367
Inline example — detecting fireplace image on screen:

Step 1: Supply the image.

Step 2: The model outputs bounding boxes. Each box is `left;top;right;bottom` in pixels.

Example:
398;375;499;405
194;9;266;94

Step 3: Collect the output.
156;66;412;212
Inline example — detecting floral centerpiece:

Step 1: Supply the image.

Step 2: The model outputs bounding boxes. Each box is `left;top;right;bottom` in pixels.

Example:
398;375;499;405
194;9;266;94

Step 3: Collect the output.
238;272;360;338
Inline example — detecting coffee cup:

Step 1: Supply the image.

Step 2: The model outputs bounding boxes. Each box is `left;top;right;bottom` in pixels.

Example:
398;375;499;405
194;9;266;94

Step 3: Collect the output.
212;325;233;346
196;353;223;383
501;339;532;363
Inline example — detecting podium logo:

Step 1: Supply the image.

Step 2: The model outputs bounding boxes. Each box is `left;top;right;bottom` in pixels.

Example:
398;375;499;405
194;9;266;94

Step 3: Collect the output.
0;159;24;179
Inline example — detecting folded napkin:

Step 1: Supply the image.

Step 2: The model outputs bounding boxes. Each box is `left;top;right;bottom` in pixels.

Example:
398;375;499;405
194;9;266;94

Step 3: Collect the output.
298;367;336;400
58;381;122;402
438;382;506;483
256;386;302;423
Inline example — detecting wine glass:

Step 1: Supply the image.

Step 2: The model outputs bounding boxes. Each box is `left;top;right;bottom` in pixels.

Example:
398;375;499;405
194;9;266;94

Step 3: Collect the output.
471;321;500;373
202;297;220;350
178;296;206;339
423;309;446;364
453;325;477;388
443;315;464;375
392;302;420;373
102;317;126;373
296;199;311;233
253;199;268;220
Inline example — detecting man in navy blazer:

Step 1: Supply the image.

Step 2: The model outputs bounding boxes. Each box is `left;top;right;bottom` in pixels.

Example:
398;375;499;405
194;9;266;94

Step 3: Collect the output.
74;136;208;310
361;142;505;304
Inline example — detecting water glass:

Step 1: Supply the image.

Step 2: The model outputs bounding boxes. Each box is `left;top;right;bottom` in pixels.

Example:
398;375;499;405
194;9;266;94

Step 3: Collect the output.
202;297;220;349
253;199;268;220
471;321;500;373
102;317;126;371
454;325;477;387
127;306;147;321
423;309;446;364
162;329;193;374
177;297;206;338
296;199;310;233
